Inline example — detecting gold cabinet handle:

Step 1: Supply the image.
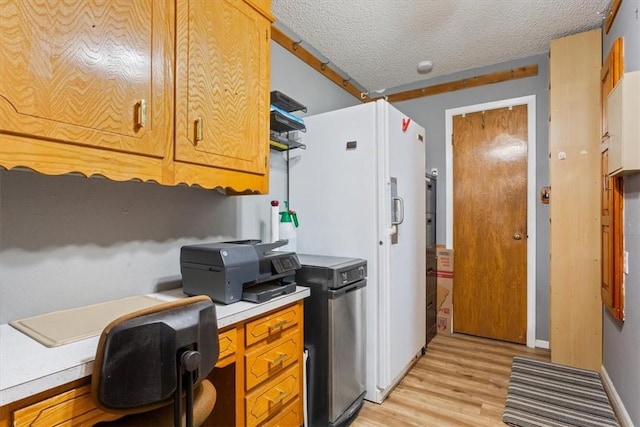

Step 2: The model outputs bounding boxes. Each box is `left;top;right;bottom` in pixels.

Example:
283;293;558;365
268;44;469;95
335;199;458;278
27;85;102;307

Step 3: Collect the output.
266;389;288;405
194;117;204;144
266;352;287;365
513;233;523;240
136;99;147;128
270;319;288;330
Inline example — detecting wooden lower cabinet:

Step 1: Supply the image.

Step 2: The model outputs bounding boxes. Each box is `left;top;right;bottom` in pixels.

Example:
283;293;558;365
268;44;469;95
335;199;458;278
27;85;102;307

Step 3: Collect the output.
0;301;304;427
204;301;304;427
245;364;300;427
242;302;303;427
0;378;116;427
245;304;300;347
244;330;300;390
217;326;240;368
261;399;302;427
11;385;118;427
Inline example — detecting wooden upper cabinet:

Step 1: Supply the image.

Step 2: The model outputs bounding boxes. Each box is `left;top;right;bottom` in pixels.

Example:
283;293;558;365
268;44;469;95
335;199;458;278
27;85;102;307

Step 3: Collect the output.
174;0;271;190
600;37;625;321
601;38;624;139
601;59;613;139
0;0;273;192
0;0;169;159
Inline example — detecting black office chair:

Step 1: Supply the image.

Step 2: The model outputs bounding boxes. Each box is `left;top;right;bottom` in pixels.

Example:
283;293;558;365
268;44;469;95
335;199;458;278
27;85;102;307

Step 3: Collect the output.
91;296;219;427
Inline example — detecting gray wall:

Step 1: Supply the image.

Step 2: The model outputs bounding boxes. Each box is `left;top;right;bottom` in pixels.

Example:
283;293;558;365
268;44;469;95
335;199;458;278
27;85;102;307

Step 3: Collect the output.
602;1;640;424
0;40;553;343
234;42;360;242
0;172;239;322
0;41;359;324
392;54;550;341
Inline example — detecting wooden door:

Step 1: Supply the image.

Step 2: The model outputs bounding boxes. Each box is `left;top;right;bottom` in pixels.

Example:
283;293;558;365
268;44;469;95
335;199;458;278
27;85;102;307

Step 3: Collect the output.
549;30;602;371
0;0;169;157
175;0;269;175
452;105;528;344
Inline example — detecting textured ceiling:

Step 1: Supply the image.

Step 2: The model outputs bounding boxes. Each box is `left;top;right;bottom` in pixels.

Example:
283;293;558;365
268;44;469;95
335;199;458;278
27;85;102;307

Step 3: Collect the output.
272;0;610;93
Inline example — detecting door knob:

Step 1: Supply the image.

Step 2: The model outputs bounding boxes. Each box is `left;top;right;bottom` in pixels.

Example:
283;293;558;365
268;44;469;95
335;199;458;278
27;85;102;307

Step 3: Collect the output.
513;233;522;240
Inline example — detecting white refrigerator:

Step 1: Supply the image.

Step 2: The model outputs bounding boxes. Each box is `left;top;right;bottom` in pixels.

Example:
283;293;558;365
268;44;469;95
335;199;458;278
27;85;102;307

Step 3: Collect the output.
290;99;426;403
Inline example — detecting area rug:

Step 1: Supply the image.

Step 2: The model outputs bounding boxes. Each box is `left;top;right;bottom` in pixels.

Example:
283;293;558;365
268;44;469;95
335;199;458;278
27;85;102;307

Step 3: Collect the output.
503;356;618;427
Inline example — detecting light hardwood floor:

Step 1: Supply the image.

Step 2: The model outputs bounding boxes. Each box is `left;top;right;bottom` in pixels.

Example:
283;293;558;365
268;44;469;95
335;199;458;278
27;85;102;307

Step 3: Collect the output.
352;333;551;427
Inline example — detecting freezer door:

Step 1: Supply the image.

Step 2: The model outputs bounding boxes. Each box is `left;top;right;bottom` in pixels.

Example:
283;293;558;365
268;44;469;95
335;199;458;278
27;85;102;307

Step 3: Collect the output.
289;102;378;262
377;101;426;393
289;102;381;402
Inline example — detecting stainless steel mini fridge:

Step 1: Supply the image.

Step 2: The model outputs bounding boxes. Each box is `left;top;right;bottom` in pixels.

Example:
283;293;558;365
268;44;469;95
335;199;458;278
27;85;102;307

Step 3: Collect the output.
296;254;367;427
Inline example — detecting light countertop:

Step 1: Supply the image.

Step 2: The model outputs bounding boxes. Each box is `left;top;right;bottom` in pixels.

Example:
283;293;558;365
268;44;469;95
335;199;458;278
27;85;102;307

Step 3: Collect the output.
0;286;310;407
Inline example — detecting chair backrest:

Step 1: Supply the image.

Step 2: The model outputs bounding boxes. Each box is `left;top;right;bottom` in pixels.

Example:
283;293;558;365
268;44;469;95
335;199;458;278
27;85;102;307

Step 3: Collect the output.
91;296;219;416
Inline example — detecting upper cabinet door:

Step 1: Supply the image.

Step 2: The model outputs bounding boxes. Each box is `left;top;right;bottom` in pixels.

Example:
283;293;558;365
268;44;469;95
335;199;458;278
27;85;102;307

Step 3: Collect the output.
600;38;624;140
0;0;169;158
175;0;269;176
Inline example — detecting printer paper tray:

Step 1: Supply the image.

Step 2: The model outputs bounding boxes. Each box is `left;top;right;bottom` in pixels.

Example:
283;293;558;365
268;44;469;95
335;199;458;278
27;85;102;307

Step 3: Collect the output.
242;282;297;303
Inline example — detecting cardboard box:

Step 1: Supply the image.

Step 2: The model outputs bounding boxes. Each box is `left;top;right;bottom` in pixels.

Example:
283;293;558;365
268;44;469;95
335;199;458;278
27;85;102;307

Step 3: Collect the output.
436;245;453;334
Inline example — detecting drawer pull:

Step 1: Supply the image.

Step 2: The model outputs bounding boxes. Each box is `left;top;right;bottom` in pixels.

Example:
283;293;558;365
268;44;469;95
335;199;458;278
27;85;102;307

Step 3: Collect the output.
194;117;204;144
266;352;287;365
267;389;288;405
271;320;288;330
136;99;147;128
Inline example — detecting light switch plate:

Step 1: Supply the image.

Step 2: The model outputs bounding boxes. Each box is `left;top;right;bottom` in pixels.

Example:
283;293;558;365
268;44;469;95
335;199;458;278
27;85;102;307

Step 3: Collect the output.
624;251;629;275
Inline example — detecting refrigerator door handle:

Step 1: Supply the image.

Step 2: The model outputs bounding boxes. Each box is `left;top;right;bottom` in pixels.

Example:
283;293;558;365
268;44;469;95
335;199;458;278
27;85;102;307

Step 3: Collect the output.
391;196;405;225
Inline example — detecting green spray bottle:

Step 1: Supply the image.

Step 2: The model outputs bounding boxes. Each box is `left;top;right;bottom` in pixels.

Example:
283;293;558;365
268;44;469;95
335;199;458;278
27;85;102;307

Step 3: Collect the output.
279;202;299;252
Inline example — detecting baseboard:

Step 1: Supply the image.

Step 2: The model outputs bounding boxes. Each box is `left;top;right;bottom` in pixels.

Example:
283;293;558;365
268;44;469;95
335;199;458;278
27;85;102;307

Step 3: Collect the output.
534;339;549;349
601;365;634;427
370;349;423;404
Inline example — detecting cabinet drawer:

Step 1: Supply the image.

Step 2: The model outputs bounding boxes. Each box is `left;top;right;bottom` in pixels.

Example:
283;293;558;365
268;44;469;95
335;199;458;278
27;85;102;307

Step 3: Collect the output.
216;327;237;367
245;364;299;427
13;385;119;427
245;304;300;347
245;329;300;390
261;398;302;427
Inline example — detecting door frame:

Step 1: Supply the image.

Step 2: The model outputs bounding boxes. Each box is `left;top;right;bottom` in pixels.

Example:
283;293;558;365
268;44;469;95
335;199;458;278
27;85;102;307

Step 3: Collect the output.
445;95;536;348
